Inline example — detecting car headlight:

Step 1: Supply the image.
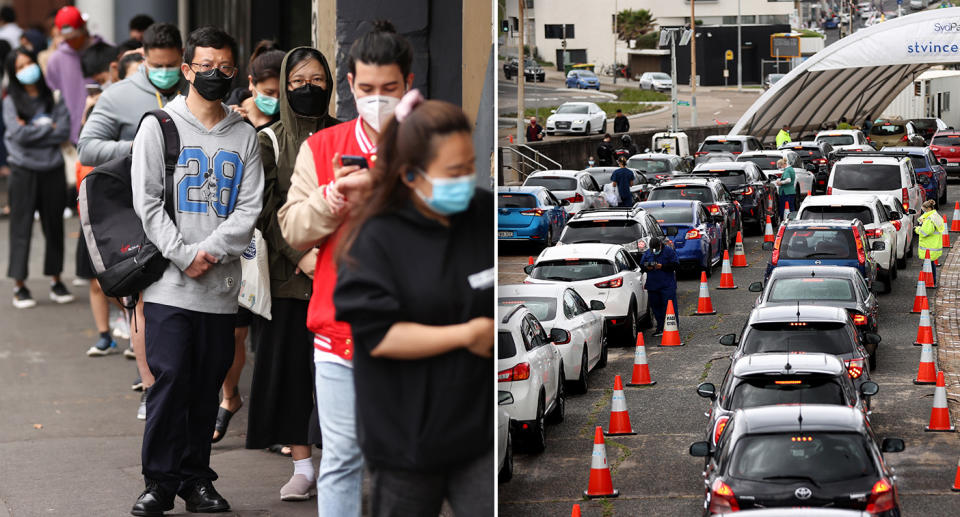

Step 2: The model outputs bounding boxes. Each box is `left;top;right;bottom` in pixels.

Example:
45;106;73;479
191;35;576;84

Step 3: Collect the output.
574;120;584;124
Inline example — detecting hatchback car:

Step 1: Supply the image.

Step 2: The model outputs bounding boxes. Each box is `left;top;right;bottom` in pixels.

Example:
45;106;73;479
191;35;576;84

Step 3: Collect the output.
565;69;600;90
557;206;667;262
498;304;567;453
696;353;878;446
648;177;742;250
691;161;777;234
815;129;870;151
639;72;673;92
545;102;606;136
638;200;723;274
696;135;764;157
827;152;925;219
869;118;925;148
523;243;651;345
499;283;607;394
627;153;693;178
498;186;568;246
929;130;960;178
881;146;948;205
523;169;606;216
585;166;653;204
689;405;904;516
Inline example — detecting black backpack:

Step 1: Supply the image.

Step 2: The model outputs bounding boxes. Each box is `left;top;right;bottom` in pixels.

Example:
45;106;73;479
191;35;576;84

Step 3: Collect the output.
77;109;179;301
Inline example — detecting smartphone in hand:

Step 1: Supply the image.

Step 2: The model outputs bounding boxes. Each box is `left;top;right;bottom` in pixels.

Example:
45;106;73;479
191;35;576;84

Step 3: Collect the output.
340;155;369;169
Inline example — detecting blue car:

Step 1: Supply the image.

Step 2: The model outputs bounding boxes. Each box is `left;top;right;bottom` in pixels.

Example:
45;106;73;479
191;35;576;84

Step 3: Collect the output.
498;186;568;246
565;70;600;90
881;146;948;205
637;200;723;275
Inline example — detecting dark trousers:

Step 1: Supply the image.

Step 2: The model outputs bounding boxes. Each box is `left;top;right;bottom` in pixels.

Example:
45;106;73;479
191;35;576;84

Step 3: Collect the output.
648;288;678;333
6;165;66;281
142;302;235;493
778;193;796;220
369;448;493;517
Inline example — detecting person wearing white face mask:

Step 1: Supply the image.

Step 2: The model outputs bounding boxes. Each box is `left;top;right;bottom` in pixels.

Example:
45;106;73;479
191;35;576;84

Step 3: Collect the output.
278;20;413;517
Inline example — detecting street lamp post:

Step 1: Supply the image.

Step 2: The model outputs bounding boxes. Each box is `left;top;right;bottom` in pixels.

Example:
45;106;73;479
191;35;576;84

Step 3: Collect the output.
690;0;698;126
737;0;742;92
517;0;526;144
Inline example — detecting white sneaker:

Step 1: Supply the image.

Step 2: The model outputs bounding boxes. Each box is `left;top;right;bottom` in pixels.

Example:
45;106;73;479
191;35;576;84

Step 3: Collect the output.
112;315;130;340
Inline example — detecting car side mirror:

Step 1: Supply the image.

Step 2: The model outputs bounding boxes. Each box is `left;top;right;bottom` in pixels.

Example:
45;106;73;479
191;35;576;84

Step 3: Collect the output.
860;381;879;397
697;382;716;399
549;328;570;344
523;264;534;275
689;441;712;457
909;209;917;215
590;300;606;311
888;210;901;221
881;438;905;453
941;158;949;166
871;241;886;251
864;332;882;345
762;241;774;251
498;391;515;405
719;334;737;346
748;281;763;292
550;109;557;114
805;163;817;172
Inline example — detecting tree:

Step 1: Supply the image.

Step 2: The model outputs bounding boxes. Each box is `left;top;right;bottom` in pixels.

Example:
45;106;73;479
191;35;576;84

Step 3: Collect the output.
615;8;656;42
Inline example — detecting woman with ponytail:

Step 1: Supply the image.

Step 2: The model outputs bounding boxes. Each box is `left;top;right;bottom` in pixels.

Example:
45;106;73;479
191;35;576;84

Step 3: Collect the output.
225;40;284;130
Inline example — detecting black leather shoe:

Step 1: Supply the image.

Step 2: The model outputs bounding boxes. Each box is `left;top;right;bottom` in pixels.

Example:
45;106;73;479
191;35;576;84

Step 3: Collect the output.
179;480;230;513
131;483;174;517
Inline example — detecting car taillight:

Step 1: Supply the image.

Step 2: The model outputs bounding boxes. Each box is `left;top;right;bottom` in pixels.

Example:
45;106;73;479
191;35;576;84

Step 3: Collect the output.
741;186;754;196
771;225;785;265
813;158;827;164
498;362;531;382
713;416;729;444
866;228;883;238
892;220;902;231
567;193;584;203
520;208;544;216
695;151;708;157
731;151;741;155
865;478;896;514
853;226;866;264
901;188;909;211
845;358;865;379
707;204;721;214
595;277;623;288
827;186;833;195
708;479;740;514
852;313;868;326
685;229;702;240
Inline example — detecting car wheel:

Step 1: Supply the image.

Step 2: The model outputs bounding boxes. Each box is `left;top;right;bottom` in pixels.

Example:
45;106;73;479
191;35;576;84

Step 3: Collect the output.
940;188;948;206
547;367;565;425
639;301;654;330
890;258;898;279
721;231;729;253
545;227;554;247
585;122;591;135
704;244;714;277
571;348;589;394
869;348;878;371
621;302;638;344
525;393;547;453
597;334;609;368
896;248;907;269
881;269;893;294
499;429;513;483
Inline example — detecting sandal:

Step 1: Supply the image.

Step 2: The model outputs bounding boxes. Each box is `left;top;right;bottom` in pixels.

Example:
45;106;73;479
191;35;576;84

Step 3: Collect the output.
211;387;242;444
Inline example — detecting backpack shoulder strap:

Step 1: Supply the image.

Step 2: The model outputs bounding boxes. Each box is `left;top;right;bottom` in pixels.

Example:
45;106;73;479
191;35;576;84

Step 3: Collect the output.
260;126;280;162
138;109;180;221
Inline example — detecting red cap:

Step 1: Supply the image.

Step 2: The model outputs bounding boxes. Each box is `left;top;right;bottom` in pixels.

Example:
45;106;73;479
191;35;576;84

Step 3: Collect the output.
55;6;85;34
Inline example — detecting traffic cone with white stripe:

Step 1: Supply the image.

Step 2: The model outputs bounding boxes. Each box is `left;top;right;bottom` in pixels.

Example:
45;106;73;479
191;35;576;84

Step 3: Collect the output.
911;278;929;314
659;300;684;347
583;426;619;498
717;250;737;289
626;333;656;387
732;231;748;267
914;297;937;346
922;250;936;289
951;202;960;232
763;215;775;243
783;201;791;219
606;375;637;436
944;231;952;249
914;343;937;385
693;271;717;315
571;504;582;517
926;371;955;432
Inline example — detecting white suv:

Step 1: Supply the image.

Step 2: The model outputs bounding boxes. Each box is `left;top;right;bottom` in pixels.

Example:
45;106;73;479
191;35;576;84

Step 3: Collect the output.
557;206;668;262
826;153;925;223
815;129;870;151
497;304;566;453
524;243;651;346
523;170;607;216
797;194;899;292
877;193;915;268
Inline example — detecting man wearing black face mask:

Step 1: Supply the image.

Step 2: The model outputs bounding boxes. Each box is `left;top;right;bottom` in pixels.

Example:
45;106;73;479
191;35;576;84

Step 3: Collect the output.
639;237;679;337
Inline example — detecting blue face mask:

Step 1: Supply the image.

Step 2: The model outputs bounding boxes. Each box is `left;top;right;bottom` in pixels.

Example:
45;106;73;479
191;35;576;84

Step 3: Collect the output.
16;63;41;85
415;172;476;216
147;66;181;90
253;89;278;115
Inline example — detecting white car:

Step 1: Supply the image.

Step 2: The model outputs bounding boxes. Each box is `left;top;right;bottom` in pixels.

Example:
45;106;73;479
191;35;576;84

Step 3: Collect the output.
498;393;513;482
639;72;673;92
910;0;924;9
815;129;870;151
797;194;899;292
545;102;607;136
523;169;607;216
827;154;925;223
524;243;651;346
877;193;915;268
500;283;607;393
735;149;813;198
498;304;566;453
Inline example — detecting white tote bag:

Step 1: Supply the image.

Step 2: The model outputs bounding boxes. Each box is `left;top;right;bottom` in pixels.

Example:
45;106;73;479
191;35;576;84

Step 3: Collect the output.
238;229;272;320
603;182;620;206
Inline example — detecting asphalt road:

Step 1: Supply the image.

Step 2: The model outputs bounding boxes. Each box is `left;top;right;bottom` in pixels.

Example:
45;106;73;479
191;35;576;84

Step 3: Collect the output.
497;183;960;516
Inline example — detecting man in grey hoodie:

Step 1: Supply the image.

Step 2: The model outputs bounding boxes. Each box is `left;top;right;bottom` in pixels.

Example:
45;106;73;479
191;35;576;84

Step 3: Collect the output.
129;26;262;516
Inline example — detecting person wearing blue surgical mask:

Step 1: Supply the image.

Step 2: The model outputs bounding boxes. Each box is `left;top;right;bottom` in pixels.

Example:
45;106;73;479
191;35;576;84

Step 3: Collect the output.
224;40;283;130
333;93;494;517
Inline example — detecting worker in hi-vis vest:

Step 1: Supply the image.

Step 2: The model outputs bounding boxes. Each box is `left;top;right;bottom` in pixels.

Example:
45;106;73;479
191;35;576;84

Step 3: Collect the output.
916;199;946;284
775;124;792;148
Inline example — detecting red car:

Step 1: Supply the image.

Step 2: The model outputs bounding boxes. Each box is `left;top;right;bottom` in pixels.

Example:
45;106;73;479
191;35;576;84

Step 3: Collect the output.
929;131;960;178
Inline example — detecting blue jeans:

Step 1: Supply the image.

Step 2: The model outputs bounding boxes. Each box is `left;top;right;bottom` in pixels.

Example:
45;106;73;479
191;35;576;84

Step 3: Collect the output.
315;361;364;517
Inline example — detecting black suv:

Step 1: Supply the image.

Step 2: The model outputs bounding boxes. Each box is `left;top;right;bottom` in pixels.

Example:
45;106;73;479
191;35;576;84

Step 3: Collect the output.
503;57;545;82
689;405;904;516
690;161;777;234
778;141;835;194
647;177;741;250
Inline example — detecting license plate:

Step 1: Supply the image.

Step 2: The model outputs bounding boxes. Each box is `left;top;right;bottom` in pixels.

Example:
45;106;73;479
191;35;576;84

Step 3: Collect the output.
498;231;514;238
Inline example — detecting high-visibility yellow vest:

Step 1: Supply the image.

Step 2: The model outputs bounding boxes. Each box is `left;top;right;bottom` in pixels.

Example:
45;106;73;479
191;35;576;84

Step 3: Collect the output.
916;210;945;261
776;129;791;148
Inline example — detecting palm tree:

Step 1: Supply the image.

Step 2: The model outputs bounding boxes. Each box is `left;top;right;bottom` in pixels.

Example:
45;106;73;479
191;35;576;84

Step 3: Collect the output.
615;9;656;42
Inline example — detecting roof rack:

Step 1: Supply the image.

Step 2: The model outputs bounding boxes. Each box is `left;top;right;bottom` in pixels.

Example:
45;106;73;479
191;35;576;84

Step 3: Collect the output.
576;206;645;216
832;150;912;159
501;304;527;324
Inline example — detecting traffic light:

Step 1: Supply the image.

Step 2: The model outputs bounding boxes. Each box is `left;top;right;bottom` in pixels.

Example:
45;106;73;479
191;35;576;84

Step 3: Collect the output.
501;20;509;33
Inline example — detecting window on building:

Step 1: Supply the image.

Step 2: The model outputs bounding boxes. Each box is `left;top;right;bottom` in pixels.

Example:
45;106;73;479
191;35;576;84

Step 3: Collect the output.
759;15;790;24
525;0;534;8
544;24;575;39
742;15;756;24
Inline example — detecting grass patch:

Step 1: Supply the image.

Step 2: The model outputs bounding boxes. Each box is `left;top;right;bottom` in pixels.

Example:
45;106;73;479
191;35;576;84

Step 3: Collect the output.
596;102;659;117
599;498;615;516
580;388;613;439
615;88;669;102
699;359;714;383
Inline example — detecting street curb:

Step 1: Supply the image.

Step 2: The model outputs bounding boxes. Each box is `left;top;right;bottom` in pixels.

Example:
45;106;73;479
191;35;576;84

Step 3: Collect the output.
933;243;960;431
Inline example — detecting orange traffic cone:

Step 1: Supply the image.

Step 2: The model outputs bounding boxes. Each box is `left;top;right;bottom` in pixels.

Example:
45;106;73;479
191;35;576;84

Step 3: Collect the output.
952;457;960;491
926;371;955;432
731;231;748;267
571;504;582;517
693;271;716;315
914;343;937;385
717;250;737;289
508;134;514;144
659;300;684;347
606;375;637;436
528;256;534;265
763;215;775;243
584;426;619;498
911;278;929;314
626;334;656;387
944;232;952;249
951;202;960;232
783;201;791;219
922;250;936;288
914;297;937;346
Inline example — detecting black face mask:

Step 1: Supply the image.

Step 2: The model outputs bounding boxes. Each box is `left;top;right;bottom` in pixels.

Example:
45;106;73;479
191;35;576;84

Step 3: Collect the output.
287;84;329;117
191;69;233;102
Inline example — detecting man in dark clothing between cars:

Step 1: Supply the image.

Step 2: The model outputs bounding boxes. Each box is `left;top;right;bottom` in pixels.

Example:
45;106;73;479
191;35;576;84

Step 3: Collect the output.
640;237;679;337
597;133;614;166
610;156;634;208
526;116;543;142
613;108;629;133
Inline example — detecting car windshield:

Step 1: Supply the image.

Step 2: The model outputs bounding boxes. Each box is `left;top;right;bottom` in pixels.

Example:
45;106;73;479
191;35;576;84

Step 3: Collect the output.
741;322;854;355
498;331;516;359
529;259;617;282
645;205;695;224
578;71;597;79
695;170;747;187
556;105;589;114
767;278;856;302
738;156;781;170
871;123;905;135
499;194;538;209
832;163;901;190
905;155;928;170
701;140;743;153
911;119;938;130
726;376;846;410
525;176;578;191
779;228;857;260
627;158;670;173
800;206;874;225
932;135;960;146
524;59;537;68
649;186;713;203
560;220;643;245
588;169;616;184
729;433;874;484
650;73;670;80
785;146;823;162
818;135;855;146
499;297;557;322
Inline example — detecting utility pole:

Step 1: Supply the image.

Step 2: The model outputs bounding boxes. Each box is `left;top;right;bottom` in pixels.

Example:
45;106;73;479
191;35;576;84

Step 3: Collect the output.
671;32;679;132
737;0;742;92
613;0;618;84
517;0;526;144
690;0;698;126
